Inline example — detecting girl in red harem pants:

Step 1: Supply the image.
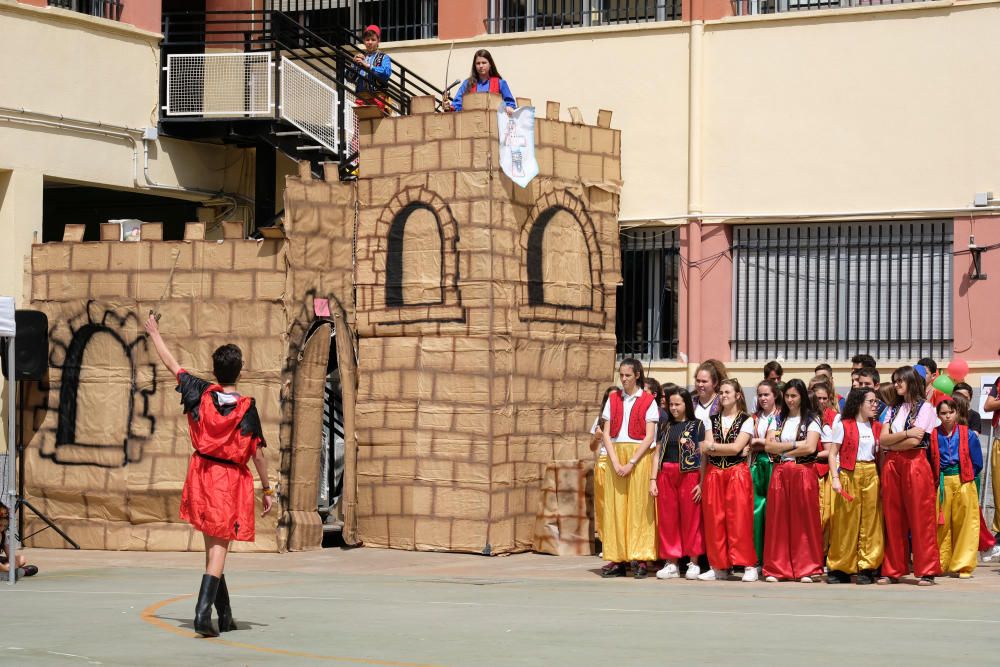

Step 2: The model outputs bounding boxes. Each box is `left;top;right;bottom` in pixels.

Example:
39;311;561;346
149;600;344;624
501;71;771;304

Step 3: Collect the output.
699;379;757;582
763;379;824;583
654;387;706;580
878;366;942;585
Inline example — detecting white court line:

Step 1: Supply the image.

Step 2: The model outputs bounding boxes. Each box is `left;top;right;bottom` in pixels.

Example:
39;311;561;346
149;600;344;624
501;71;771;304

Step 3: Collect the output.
10;588;1000;626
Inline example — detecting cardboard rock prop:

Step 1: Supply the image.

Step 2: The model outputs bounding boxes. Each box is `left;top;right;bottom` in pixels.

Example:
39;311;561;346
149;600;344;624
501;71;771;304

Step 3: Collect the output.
22;92;622;555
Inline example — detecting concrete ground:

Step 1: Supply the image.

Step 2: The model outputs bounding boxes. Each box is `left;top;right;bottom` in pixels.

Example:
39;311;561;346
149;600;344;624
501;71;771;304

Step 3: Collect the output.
2;547;999;666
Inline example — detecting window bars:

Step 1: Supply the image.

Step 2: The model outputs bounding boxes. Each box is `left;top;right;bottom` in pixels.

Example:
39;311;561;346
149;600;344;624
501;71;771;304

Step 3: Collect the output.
48;0;124;21
731;220;953;362
266;0;438;41
488;0;681;34
732;0;935;16
617;228;680;362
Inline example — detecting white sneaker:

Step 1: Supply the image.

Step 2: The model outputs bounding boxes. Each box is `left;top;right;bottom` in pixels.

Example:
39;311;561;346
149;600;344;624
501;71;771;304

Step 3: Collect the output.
980;544;1000;562
741;567;759;582
656;563;680;580
685;563;701;580
698;568;726;581
799;576;814;583
765;575;779;583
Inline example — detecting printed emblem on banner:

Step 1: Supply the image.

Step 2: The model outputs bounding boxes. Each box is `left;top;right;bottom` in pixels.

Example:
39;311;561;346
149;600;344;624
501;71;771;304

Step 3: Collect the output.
498;107;539;188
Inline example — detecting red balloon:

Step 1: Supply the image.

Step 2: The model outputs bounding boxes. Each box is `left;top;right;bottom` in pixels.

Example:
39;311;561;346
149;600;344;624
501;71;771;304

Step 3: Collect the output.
947;358;969;382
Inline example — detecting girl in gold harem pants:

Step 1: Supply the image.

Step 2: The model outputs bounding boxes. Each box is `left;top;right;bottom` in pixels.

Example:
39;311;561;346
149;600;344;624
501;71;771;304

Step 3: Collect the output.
827;388;884;583
930;401;983;578
601;443;657;563
828;462;883;575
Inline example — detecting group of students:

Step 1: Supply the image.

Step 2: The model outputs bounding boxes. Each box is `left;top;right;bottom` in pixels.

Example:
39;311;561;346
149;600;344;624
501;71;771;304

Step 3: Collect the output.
592;354;1000;585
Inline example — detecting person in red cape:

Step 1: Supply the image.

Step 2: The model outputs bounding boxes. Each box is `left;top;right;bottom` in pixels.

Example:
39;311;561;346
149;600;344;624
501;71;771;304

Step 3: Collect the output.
145;314;274;637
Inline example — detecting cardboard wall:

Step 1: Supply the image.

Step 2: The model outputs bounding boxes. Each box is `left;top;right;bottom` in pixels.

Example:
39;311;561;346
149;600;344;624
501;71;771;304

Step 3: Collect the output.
24;236;293;551
280;93;621;554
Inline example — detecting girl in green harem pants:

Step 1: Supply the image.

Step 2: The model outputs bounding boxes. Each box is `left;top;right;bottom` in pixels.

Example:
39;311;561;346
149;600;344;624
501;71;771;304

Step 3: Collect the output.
749;380;783;567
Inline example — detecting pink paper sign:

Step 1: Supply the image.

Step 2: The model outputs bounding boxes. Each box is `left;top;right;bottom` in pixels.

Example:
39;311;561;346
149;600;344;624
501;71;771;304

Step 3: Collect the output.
313;298;331;317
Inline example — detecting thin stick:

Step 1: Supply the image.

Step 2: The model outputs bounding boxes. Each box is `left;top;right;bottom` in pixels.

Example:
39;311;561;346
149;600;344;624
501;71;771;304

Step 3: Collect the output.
150;248;181;322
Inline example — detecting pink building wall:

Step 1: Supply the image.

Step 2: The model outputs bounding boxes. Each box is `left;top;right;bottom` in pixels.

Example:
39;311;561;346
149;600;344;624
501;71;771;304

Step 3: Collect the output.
952;215;1000;361
679;222;734;364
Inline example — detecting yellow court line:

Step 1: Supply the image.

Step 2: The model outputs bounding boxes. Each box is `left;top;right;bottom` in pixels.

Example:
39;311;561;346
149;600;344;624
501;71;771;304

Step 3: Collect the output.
139;593;445;667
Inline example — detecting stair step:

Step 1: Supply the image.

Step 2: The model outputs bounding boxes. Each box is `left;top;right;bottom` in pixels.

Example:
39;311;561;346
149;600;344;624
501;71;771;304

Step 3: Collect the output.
296;145;326;152
273;130;304;137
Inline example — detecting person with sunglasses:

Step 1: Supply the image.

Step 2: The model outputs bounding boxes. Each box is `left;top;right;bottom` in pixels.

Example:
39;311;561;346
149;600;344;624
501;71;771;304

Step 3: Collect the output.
827;388;884;584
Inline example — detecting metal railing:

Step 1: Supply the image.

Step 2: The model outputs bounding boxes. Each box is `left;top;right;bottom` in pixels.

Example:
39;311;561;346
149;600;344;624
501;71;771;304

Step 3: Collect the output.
265;0;438;41
616;228;680;362
160;10;443;175
732;0;936;15
488;0;681;34
731;221;953;362
48;0;123;21
165;53;275;117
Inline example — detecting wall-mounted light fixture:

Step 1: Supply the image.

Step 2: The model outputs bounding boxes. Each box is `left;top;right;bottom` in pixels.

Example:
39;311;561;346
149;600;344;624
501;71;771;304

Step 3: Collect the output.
970;235;987;281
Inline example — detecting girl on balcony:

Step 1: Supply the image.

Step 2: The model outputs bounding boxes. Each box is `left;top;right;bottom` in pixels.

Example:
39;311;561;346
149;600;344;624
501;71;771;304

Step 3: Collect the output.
653;386;706;580
599;358;659;579
443;50;516;114
348;25;393;114
878;365;941;585
763;379;824;582
699;379;757;582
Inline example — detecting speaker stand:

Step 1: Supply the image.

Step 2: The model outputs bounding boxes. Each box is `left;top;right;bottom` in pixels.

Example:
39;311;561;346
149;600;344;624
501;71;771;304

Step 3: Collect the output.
15;381;79;550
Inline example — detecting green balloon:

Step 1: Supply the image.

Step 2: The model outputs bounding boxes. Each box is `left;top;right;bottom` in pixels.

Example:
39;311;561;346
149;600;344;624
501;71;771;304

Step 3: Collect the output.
932;373;955;396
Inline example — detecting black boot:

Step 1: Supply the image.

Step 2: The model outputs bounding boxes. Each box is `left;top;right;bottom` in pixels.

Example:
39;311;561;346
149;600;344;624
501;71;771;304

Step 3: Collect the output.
194;574;220;638
215;575;238;632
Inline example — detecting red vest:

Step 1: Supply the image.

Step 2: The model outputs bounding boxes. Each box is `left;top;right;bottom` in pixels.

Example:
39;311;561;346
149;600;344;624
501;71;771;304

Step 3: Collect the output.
929;425;975;484
838;419;882;472
608;390;655;441
467;76;501;94
816;407;838;477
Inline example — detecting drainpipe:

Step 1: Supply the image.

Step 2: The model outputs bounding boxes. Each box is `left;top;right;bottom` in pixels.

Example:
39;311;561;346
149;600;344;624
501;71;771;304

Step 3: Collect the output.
685;21;704;384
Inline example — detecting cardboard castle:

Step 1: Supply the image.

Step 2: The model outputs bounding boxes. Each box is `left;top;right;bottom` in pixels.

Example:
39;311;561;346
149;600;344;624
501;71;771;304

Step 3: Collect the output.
21;92;622;555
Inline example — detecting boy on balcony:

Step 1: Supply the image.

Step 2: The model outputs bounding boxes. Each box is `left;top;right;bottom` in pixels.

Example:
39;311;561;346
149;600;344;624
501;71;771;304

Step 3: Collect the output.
348;24;392;114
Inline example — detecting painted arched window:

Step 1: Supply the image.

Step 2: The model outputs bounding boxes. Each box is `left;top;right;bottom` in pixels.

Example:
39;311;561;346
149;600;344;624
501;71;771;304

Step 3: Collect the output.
527;206;593;309
386;203;444;308
55;325;133;467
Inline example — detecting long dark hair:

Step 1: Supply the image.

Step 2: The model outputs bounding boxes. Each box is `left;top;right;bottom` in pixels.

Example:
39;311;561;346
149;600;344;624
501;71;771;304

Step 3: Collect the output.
597;385;616;426
467;49;501;90
841;387;875;421
663;386;695;423
890;365;925;406
780;378;819;427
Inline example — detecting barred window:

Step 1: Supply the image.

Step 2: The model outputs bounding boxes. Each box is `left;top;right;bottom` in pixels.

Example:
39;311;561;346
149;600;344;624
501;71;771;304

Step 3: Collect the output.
616;228;680;362
488;0;680;34
732;221;953;362
269;1;438;42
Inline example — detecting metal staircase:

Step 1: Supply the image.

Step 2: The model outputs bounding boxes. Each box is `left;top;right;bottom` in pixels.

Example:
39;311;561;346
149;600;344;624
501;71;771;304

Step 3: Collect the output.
159;9;444;181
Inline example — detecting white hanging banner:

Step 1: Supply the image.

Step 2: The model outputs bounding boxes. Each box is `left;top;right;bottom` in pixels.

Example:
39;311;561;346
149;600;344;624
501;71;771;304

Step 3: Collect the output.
0;297;14;337
497;106;539;188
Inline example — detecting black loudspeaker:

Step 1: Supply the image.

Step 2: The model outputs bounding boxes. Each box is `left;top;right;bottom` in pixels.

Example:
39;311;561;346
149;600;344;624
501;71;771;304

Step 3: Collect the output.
0;310;48;381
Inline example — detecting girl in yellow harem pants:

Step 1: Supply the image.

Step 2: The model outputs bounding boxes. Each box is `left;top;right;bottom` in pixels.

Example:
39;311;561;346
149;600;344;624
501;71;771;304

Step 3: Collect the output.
930;400;983;578
599;359;659;578
827;388;884;585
